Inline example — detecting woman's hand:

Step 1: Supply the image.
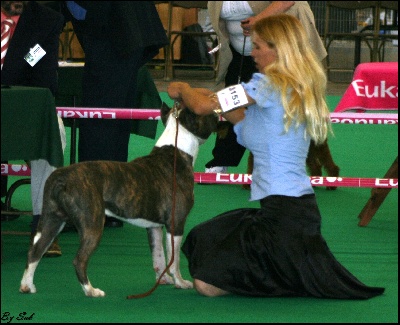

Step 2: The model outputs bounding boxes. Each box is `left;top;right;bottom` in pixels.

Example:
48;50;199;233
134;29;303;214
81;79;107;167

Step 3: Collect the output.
167;82;187;101
167;82;213;116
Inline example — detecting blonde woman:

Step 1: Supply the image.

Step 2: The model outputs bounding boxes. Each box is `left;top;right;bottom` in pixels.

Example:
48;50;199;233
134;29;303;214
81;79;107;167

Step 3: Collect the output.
167;14;384;299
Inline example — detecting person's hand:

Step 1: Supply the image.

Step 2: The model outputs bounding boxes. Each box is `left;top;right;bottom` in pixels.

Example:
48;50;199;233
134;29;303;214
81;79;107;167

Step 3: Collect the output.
167;82;186;101
241;16;257;36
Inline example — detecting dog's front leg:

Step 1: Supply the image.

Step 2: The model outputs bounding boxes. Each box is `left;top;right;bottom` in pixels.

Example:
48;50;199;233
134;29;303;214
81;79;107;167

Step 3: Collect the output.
147;227;174;284
166;233;193;289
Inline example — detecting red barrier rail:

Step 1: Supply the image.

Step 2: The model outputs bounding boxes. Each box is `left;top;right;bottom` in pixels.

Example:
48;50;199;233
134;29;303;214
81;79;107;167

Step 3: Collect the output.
1;164;397;189
194;172;398;188
56;107;398;125
57;107;161;120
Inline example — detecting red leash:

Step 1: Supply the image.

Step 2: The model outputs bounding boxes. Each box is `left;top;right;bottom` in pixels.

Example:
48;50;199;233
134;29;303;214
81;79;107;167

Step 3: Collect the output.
127;102;180;299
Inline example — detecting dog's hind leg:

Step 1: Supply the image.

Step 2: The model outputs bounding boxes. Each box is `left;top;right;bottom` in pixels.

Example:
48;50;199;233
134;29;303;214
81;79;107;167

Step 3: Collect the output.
20;218;65;294
313;139;340;190
166;233;193;289
19;260;40;294
147;227;174;284
306;140;323;177
317;140;340;174
74;215;105;297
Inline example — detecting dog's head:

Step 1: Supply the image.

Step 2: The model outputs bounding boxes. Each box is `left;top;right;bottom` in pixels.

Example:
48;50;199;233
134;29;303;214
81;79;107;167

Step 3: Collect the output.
161;102;218;141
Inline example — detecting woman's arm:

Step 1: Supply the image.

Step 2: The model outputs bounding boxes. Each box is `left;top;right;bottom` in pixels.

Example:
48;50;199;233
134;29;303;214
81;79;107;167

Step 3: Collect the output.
241;1;295;35
167;82;253;124
167;82;214;115
223;107;246;124
257;1;295;19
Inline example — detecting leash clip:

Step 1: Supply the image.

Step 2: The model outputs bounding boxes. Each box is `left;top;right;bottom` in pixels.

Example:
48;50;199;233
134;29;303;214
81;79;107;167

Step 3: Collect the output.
172;101;181;119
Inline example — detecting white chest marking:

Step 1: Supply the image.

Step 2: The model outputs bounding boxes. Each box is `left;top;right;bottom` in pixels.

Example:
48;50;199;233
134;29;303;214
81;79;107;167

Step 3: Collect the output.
155;116;203;166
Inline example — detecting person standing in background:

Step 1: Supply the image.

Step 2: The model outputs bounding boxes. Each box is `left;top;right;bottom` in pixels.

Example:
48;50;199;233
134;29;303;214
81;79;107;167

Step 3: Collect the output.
63;1;168;227
1;0;66;256
204;1;329;175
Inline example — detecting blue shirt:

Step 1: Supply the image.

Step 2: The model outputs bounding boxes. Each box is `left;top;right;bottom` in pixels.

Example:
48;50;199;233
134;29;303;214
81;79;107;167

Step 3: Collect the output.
234;73;314;201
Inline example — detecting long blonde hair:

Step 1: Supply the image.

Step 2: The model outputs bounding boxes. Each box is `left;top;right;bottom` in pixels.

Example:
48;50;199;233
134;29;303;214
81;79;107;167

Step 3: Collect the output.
253;14;331;144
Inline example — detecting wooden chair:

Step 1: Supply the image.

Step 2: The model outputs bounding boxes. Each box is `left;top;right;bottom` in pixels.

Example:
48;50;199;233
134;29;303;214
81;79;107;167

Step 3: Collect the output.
155;1;218;80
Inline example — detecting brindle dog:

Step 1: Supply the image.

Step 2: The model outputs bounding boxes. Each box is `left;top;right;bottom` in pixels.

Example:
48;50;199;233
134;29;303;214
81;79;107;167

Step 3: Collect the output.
20;103;218;297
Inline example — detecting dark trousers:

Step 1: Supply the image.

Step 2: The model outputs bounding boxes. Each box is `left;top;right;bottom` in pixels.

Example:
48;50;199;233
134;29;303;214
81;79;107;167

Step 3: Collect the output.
205;45;257;168
76;30;145;163
1;172;7;198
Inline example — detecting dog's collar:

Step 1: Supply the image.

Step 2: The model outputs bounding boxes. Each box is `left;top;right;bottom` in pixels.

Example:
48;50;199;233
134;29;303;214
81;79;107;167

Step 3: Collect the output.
155;115;202;166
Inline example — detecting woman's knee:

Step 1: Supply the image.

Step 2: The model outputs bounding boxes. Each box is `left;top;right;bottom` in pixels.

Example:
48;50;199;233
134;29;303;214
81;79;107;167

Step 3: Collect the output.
193;279;229;297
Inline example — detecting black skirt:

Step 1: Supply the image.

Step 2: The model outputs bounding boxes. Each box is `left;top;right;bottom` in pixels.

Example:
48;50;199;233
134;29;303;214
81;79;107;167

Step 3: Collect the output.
182;194;384;299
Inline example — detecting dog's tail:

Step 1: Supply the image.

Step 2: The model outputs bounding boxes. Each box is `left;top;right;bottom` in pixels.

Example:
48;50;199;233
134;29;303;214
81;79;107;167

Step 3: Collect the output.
49;173;66;198
42;172;68;213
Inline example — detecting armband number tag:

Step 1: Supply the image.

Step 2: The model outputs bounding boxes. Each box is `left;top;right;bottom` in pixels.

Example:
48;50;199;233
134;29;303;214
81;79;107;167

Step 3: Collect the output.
216;84;249;113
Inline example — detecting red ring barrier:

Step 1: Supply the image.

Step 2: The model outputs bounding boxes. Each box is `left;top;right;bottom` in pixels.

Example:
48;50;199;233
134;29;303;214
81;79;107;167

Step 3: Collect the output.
1;164;397;189
56;107;398;125
194;172;398;188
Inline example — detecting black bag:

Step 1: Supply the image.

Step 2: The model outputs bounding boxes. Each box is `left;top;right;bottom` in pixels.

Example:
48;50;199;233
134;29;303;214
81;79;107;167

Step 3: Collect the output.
180;23;212;65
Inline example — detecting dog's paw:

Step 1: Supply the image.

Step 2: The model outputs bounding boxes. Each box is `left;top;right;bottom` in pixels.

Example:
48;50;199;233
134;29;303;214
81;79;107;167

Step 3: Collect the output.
85;288;105;297
174;279;193;289
82;283;105;297
326;186;338;191
91;288;105;297
19;284;36;294
158;274;174;285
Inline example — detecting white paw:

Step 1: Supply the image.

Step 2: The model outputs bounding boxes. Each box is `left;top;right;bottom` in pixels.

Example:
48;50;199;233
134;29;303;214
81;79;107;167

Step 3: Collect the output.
158;274;174;285
174;279;193;289
82;283;105;297
85;288;105;297
19;284;36;294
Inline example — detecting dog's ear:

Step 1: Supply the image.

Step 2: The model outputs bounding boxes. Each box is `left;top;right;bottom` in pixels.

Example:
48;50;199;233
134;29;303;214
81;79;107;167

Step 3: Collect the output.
178;108;219;140
160;102;171;126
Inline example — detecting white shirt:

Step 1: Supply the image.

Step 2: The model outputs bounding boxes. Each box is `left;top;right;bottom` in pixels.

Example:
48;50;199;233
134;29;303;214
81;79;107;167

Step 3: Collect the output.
220;1;254;55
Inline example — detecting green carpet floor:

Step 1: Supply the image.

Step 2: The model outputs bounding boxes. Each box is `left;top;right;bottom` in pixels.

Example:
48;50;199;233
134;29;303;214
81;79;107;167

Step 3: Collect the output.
1;95;398;323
